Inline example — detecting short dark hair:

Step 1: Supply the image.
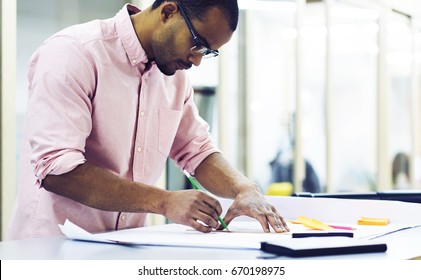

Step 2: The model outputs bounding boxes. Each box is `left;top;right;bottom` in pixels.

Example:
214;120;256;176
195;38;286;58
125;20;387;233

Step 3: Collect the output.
152;0;239;31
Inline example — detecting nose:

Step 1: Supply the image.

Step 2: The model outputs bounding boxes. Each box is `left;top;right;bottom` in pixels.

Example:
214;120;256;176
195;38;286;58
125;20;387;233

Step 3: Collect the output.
188;53;203;67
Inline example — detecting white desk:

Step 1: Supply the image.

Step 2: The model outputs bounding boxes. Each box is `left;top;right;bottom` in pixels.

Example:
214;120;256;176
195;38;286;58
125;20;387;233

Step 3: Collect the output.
0;235;263;260
0;225;420;260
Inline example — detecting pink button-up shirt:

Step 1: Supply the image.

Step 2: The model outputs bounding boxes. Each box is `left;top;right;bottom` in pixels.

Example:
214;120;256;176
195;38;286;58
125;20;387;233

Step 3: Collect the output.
8;4;219;240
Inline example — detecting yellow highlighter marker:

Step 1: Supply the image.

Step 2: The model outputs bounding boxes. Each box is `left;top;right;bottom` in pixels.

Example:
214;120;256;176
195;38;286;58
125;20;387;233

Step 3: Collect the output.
183;170;229;231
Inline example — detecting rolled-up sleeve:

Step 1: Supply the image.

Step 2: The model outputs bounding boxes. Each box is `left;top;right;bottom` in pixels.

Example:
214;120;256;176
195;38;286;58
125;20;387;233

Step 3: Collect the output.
26;36;95;186
169;86;220;175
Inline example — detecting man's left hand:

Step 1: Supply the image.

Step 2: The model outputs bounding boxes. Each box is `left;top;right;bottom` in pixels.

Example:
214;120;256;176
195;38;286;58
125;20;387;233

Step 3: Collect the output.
220;187;290;233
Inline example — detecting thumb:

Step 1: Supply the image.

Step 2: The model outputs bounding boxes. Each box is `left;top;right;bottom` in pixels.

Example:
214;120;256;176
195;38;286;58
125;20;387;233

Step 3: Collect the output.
215;207;236;231
221;206;238;227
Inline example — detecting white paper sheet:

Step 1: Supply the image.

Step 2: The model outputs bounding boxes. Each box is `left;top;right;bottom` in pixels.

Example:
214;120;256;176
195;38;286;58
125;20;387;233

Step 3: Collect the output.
59;219;293;249
59;218;420;250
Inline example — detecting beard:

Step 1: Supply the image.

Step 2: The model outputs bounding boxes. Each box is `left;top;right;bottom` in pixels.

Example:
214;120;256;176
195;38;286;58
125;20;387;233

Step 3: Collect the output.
155;59;176;76
155;58;192;76
151;43;176;75
151;26;179;76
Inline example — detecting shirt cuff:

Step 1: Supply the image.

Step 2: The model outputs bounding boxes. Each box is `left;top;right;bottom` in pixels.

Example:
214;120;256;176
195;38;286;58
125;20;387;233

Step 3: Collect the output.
33;150;86;187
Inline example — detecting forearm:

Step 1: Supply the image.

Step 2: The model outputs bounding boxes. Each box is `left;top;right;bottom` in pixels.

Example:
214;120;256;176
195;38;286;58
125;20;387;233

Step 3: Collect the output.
42;161;169;215
194;152;261;198
195;153;289;233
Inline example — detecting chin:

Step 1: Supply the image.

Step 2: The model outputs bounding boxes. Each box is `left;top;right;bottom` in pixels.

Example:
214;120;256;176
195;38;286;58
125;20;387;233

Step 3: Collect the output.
156;63;177;76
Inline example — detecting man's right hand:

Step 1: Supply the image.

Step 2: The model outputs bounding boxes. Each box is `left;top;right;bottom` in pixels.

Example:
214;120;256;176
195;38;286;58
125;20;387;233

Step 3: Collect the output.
163;190;223;233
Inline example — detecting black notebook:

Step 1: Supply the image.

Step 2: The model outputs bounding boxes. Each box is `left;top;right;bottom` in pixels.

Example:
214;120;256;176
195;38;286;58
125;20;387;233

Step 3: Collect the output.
261;237;387;258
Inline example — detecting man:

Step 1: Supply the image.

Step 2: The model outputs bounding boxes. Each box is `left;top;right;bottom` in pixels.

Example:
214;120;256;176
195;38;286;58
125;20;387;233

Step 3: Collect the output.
8;0;289;240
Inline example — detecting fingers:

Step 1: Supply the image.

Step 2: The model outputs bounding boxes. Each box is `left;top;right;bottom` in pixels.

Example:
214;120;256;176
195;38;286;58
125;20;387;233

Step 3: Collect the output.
223;203;290;233
265;208;289;233
188;205;224;233
220;207;237;227
272;207;290;231
166;190;225;232
188;191;223;230
251;206;290;233
189;219;214;233
197;197;222;227
195;206;220;229
248;209;289;233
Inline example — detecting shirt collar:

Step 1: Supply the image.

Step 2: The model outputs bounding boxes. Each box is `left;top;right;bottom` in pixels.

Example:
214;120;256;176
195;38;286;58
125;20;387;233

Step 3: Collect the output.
116;4;149;67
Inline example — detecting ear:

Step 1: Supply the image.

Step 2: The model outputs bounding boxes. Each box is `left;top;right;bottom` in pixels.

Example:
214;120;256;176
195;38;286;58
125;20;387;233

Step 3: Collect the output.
160;2;178;22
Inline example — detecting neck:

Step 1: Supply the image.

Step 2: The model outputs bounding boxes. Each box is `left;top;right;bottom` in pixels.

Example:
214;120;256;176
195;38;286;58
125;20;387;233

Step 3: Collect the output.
130;7;154;59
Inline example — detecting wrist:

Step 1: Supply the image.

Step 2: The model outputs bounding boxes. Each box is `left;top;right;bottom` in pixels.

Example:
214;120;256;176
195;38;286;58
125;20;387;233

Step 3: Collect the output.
158;189;172;217
146;187;170;216
234;181;262;198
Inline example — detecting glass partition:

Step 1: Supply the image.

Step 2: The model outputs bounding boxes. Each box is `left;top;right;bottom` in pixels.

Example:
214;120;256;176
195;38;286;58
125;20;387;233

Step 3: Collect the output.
238;1;380;194
236;2;297;192
329;3;379;192
387;12;412;189
301;3;326;193
233;1;384;194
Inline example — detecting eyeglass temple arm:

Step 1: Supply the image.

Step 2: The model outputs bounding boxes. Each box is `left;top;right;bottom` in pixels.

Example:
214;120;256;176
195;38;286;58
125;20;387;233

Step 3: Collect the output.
174;1;199;41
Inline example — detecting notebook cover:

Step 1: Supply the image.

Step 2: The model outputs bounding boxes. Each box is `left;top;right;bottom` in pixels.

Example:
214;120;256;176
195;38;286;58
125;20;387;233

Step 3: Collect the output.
261;237;387;257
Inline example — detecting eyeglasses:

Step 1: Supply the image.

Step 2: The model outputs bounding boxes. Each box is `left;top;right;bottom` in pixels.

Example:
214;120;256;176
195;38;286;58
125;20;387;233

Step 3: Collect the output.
175;1;219;59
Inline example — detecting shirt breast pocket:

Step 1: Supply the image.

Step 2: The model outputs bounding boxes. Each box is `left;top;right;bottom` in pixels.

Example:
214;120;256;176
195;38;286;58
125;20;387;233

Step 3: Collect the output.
158;108;182;157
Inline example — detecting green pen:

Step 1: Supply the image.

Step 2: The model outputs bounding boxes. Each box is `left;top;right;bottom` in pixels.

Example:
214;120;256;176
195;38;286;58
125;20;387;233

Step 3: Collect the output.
183;170;229;231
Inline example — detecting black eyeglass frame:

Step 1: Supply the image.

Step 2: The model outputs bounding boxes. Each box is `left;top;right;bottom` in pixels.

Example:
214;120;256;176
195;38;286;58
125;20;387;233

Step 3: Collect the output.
175;1;219;58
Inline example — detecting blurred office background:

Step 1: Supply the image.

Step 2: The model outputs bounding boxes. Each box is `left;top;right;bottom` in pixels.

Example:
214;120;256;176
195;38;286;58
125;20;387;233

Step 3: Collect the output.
1;0;421;238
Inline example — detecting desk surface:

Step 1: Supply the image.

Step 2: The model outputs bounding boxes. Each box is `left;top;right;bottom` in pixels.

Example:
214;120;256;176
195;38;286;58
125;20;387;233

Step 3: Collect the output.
1;225;420;260
0;235;266;260
3;196;421;260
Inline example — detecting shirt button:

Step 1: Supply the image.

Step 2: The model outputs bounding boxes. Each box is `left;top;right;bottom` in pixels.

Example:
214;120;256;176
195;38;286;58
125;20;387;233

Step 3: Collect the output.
140;111;145;117
120;214;126;221
132;59;137;64
137;147;142;153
